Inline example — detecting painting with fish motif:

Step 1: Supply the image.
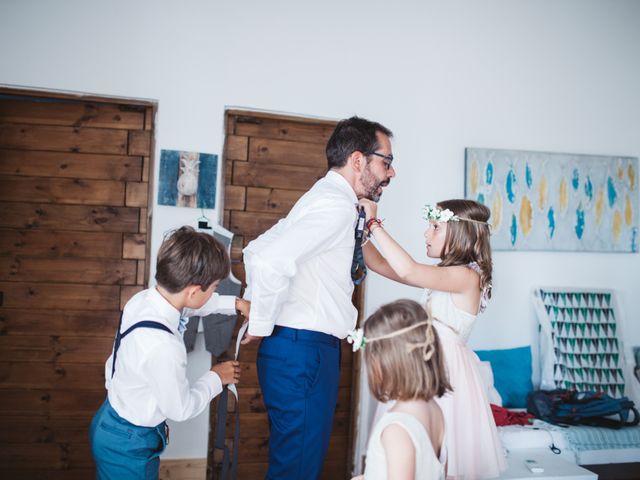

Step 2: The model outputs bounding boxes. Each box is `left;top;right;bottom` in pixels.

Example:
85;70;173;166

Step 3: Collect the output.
158;149;217;209
465;148;638;252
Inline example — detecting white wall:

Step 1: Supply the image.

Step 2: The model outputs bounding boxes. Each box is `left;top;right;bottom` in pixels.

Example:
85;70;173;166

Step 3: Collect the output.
2;0;639;460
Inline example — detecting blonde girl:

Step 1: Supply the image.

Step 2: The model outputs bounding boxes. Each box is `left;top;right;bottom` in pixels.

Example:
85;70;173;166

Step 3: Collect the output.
351;299;451;480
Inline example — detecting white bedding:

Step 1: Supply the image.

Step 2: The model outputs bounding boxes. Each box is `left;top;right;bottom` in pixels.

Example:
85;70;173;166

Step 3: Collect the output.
498;422;640;465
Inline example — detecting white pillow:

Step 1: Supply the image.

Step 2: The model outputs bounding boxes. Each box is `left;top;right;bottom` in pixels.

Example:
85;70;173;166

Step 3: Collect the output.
477;360;503;406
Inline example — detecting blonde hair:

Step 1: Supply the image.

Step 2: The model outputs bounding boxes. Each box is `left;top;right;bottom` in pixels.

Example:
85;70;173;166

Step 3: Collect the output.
437;199;493;298
364;299;451;403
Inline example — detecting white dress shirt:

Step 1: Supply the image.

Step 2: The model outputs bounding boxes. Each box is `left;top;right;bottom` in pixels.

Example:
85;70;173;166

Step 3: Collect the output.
243;170;358;339
105;287;236;427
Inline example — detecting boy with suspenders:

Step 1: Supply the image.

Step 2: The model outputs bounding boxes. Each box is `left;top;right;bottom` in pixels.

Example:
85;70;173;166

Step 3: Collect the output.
90;226;248;479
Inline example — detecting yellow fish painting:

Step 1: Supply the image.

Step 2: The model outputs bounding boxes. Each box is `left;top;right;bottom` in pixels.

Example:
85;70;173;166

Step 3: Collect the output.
612;210;622;242
469;161;479;195
595;189;604;225
492;192;503;233
538;175;547;210
520;196;533;236
559;178;568;213
625;195;633;226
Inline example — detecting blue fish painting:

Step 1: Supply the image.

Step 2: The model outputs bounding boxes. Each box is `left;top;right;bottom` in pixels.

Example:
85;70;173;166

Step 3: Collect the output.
510;214;517;246
572;168;580;191
547;207;555;238
575;206;585;239
526;164;533;189
506;169;516;203
486;162;494;185
584;176;593;202
607;176;617;207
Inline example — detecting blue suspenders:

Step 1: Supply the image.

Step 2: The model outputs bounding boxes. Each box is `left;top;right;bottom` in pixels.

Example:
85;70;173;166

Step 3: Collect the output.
111;314;173;378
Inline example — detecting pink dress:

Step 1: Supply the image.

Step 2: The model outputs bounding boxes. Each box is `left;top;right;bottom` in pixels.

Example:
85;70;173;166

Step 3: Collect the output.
423;283;507;479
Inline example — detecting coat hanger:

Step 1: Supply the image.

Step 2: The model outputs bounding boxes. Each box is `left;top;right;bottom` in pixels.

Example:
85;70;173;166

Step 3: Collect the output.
197;209;234;239
195;209;241;284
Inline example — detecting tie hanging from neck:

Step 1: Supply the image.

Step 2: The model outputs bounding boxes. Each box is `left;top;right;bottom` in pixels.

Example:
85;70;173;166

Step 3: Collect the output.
351;206;367;285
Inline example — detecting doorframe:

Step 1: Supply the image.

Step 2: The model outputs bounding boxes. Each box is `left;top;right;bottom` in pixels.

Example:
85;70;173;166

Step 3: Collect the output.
214;108;366;478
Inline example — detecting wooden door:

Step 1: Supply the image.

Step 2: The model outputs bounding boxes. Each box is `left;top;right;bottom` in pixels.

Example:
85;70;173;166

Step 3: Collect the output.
210;111;363;479
0;89;155;479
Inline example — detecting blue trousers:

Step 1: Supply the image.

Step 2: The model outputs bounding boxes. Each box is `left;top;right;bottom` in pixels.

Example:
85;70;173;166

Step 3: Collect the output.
257;326;341;480
90;399;168;479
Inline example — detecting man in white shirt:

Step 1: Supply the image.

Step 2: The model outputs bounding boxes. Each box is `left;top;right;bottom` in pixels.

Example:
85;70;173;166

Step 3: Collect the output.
241;116;395;479
90;227;248;479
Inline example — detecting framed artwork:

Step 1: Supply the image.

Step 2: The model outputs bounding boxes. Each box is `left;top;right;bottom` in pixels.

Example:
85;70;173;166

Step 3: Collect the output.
158;149;218;209
465;148;638;252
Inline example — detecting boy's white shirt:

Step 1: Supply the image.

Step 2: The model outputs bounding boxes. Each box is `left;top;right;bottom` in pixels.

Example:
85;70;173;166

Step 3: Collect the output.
105;287;236;427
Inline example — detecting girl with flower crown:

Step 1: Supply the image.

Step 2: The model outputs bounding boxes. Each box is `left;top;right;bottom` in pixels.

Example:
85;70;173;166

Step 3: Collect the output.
351;299;451;480
358;198;506;479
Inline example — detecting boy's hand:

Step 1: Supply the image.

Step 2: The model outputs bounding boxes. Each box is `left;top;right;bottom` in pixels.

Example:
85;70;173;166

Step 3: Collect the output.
240;330;261;345
211;360;240;385
235;298;250;319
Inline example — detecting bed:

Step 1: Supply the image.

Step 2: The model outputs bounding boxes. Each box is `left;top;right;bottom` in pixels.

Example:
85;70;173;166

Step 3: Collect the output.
498;420;640;465
477;287;640;476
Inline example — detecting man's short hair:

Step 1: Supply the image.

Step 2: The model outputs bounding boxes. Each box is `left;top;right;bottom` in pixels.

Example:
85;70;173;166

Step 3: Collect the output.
155;226;230;293
326;116;393;169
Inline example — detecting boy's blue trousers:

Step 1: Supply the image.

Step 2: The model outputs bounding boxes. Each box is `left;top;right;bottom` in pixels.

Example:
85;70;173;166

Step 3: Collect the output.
90;398;168;479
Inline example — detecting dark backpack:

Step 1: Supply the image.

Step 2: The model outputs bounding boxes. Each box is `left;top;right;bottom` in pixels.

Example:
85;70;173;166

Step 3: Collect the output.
527;389;640;429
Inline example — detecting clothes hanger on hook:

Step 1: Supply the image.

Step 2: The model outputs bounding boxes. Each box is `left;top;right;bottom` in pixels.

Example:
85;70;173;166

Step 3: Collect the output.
195;209;240;283
197;209;212;231
196;209;234;238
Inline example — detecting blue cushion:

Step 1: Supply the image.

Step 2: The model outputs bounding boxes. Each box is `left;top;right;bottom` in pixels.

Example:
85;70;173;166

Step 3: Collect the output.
475;346;533;408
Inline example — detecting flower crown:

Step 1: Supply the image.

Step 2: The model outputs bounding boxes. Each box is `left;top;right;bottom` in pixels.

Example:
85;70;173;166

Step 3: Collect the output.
422;205;459;223
346;320;436;361
422;204;491;227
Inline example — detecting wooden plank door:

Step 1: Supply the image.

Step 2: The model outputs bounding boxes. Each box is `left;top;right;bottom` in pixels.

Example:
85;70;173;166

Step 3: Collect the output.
0;89;155;479
210;111;363;479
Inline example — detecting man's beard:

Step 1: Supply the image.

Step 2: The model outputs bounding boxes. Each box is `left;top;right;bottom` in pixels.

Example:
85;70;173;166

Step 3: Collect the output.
362;167;390;202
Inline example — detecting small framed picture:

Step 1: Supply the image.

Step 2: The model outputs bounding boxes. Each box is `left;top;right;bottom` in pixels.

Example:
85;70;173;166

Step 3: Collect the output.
158;149;218;208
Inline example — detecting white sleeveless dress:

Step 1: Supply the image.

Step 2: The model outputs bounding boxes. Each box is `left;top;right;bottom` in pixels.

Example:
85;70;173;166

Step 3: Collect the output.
364;412;446;480
423;285;507;479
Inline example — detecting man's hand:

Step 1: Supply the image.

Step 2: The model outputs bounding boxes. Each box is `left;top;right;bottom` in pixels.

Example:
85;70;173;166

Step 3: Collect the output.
211;360;240;385
358;198;378;222
235;298;250;319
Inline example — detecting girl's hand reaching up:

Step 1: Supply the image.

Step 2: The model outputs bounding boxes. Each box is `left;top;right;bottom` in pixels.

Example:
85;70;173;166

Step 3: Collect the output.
358;198;378;222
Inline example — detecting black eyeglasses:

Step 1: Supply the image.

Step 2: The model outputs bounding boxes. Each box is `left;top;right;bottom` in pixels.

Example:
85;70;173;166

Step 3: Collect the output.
367;152;394;170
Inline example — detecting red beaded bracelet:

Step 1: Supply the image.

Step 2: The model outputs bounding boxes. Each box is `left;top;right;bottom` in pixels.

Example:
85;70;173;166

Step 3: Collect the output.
366;217;383;233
